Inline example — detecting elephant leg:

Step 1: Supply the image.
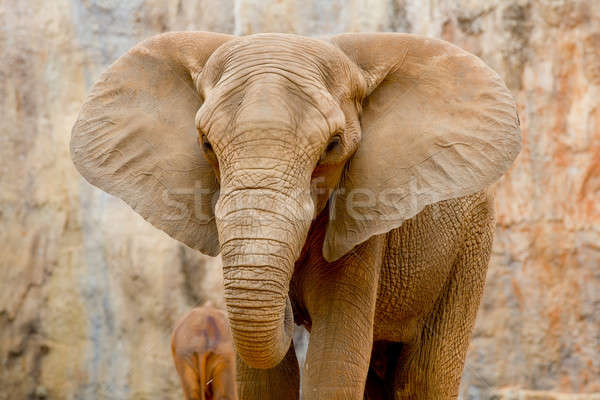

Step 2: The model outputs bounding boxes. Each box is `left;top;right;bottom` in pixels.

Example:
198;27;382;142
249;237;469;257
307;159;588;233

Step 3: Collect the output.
302;238;384;400
236;341;300;400
393;203;494;399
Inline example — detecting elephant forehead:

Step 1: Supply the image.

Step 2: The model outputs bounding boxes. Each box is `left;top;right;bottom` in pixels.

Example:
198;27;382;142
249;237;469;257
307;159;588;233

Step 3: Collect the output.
202;33;365;99
196;73;346;150
194;34;361;153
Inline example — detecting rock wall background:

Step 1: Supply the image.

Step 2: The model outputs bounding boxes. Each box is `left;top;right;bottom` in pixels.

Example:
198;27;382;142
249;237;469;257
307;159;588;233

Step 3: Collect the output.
0;0;598;399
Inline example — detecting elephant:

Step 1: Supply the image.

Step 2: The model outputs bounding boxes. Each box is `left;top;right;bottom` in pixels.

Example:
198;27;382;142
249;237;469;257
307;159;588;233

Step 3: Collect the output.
70;32;521;399
171;305;237;400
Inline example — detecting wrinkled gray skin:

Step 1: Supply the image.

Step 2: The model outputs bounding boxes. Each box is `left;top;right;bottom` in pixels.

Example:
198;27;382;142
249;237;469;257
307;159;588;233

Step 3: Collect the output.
70;32;521;399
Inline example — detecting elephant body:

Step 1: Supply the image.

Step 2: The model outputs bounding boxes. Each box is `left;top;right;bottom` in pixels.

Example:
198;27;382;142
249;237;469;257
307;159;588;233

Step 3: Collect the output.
289;190;494;399
71;32;520;399
171;306;237;400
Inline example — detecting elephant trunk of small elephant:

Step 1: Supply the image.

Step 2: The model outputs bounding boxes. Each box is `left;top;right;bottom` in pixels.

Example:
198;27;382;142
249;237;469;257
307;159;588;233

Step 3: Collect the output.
216;182;314;369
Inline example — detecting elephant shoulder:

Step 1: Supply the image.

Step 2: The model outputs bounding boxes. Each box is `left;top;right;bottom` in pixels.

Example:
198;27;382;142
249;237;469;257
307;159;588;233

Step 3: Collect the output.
383;190;495;262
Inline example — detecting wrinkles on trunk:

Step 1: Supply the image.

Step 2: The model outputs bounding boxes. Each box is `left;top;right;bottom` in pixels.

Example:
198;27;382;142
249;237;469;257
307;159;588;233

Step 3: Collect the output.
217;184;313;369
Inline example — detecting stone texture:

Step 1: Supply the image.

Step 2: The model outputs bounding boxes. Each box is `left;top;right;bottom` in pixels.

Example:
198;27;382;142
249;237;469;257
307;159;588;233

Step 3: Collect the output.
0;0;598;399
0;1;229;399
490;389;600;400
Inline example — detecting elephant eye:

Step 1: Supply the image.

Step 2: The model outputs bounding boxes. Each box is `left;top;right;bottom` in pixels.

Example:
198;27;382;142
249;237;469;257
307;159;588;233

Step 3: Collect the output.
325;135;341;154
201;134;213;153
318;134;343;166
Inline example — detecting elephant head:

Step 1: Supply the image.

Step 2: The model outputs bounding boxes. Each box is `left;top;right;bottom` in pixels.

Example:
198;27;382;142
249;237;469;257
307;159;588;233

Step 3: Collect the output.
71;32;520;369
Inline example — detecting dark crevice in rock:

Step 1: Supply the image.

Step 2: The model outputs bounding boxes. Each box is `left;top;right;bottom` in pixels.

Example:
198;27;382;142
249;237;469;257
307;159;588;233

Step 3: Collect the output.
388;0;411;33
501;2;534;91
456;6;497;35
178;245;208;307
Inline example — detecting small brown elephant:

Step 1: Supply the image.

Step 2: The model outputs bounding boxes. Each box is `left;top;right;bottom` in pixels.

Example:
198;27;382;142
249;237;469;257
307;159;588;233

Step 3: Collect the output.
171;306;237;400
72;32;521;399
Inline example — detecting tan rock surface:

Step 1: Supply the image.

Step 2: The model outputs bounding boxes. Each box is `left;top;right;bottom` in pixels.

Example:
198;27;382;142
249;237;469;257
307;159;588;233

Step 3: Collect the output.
0;1;598;399
491;389;600;400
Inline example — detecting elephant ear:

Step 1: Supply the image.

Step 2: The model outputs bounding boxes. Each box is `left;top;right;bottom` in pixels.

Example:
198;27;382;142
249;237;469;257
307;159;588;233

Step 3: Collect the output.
323;33;521;261
71;32;233;256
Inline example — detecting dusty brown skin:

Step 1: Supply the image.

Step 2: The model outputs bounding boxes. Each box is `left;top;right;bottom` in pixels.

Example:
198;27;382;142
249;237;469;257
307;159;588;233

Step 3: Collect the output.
171;306;237;400
71;32;521;399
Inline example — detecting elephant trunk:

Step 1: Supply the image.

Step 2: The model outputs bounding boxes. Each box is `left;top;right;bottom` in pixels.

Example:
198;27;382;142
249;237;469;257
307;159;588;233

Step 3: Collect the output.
216;181;314;369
